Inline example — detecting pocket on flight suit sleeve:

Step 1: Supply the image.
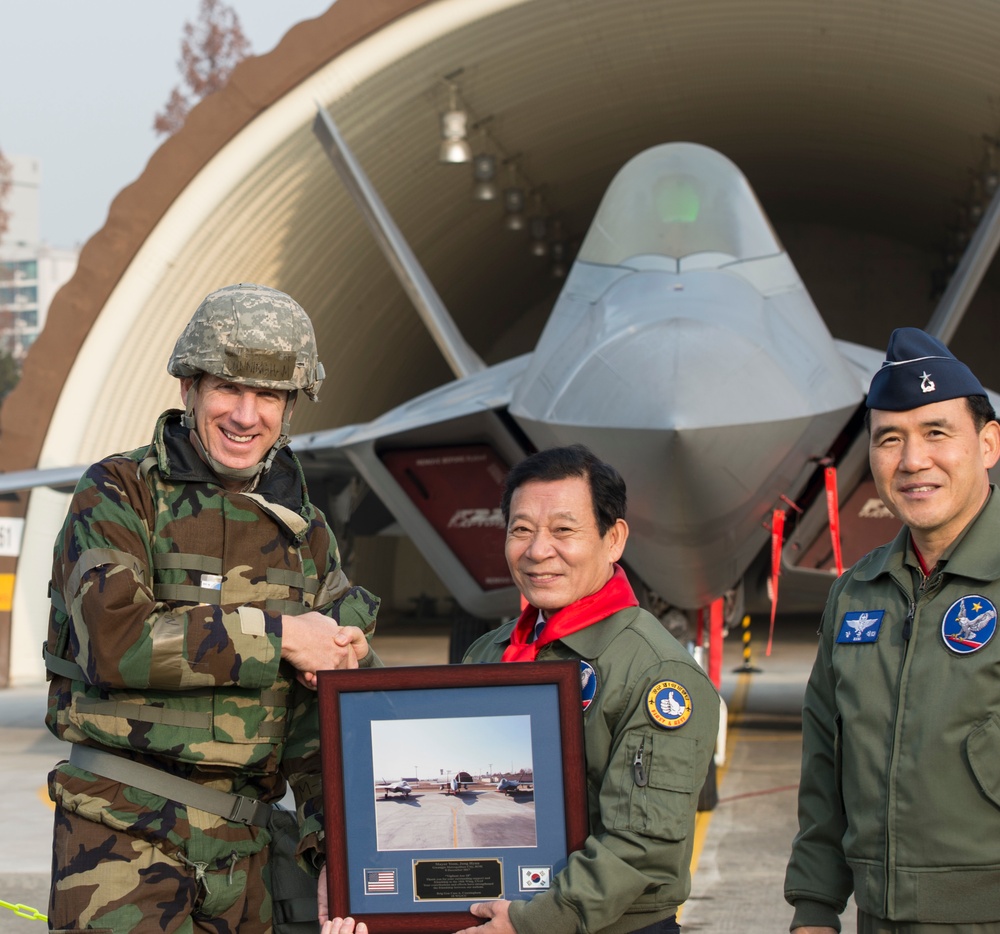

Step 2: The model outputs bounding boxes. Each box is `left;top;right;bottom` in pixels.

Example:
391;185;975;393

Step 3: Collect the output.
609;728;698;841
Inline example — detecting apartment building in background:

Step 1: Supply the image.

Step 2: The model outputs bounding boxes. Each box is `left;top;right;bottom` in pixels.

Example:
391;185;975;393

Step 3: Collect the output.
0;154;78;363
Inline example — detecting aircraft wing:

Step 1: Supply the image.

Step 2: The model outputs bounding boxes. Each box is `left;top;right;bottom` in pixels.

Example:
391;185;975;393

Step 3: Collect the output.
295;356;532;619
832;340;886;393
0;464;88;496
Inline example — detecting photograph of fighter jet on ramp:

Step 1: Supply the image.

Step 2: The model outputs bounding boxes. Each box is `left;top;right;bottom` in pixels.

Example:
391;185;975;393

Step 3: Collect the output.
375;778;414;799
370;714;537;851
497;770;534;797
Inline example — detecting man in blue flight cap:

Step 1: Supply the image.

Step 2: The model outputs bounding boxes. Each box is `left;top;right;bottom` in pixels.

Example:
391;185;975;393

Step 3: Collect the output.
785;327;1000;933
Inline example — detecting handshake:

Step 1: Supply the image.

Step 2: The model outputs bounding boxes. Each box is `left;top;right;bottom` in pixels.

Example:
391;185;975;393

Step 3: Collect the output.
280;610;373;689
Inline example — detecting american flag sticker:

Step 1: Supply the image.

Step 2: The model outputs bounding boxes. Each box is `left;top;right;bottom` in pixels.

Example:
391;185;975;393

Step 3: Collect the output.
365;868;398;895
519;866;551;891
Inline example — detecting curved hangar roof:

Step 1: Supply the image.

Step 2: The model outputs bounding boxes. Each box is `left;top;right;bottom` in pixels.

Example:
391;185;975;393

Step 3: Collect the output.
7;0;1000;473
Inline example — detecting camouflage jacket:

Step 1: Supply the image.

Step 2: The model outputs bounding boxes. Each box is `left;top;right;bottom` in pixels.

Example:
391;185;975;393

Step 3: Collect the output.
45;409;380;859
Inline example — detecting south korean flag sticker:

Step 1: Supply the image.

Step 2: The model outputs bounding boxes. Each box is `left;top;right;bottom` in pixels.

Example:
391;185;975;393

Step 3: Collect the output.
519;867;551;891
646;680;692;729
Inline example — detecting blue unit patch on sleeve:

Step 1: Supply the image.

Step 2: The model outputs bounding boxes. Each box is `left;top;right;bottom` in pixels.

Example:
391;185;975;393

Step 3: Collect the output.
646;681;692;729
579;661;598;710
836;610;885;644
941;595;997;654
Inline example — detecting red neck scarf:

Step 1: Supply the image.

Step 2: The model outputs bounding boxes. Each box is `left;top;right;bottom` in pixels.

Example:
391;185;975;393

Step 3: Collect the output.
502;565;638;662
911;534;934;577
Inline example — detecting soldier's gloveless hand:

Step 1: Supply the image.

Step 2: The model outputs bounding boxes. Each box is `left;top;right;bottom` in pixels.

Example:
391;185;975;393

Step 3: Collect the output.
280;611;370;688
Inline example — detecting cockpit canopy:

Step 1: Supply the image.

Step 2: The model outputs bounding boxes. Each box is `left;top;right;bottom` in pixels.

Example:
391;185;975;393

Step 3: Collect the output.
577;142;782;266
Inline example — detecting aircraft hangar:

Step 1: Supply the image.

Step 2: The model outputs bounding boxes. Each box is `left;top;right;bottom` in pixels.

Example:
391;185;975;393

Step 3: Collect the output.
4;0;1000;683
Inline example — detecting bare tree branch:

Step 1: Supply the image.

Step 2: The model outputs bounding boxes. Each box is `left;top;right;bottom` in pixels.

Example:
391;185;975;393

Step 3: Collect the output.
154;0;252;137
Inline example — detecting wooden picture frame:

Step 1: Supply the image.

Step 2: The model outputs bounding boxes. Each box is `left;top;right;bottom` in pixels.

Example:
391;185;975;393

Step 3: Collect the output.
317;660;588;934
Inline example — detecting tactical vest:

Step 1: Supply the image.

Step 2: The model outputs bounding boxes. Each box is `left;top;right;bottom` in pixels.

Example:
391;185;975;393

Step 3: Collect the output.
45;445;331;774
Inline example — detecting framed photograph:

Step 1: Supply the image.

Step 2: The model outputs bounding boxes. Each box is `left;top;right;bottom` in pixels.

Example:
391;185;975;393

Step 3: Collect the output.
317;660;588;934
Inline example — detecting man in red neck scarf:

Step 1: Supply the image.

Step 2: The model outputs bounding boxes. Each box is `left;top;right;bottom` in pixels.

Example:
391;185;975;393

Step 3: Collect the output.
457;445;720;934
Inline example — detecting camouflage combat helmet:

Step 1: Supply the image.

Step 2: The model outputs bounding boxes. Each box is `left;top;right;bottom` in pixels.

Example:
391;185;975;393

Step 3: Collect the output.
168;283;325;401
170;283;325;486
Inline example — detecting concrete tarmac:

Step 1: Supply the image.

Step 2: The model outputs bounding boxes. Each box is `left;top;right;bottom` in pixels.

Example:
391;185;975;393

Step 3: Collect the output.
0;683;62;933
375;787;537;851
0;619;857;933
681;626;857;933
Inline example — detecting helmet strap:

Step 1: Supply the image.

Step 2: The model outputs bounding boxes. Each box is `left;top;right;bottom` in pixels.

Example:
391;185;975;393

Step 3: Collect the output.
259;390;297;476
181;374;200;430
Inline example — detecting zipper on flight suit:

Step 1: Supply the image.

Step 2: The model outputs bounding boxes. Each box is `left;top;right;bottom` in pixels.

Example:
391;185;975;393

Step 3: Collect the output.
882;586;915;919
882;570;943;916
901;603;914;641
633;737;648;787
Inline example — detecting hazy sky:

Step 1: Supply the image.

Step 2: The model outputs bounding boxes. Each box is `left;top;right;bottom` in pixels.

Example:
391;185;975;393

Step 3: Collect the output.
371;715;535;781
0;1;334;249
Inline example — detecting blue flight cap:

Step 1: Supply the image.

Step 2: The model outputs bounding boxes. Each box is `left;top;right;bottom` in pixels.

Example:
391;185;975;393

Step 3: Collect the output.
867;327;987;411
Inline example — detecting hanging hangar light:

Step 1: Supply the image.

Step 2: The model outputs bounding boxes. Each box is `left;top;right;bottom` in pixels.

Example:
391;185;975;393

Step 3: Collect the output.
439;83;472;164
529;213;549;257
472;153;498;200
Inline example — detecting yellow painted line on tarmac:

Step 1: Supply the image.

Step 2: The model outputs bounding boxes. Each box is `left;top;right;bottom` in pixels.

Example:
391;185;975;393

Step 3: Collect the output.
38;785;54;811
727;669;752;729
729;731;799;744
680;670;753;921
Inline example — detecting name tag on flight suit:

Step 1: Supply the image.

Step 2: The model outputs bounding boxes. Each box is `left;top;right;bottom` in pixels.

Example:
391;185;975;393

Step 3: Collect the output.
836;610;884;644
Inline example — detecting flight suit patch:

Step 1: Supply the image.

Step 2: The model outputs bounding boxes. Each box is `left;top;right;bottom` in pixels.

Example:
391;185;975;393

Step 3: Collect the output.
580;661;598;710
941;595;997;655
646;680;692;729
836;610;884;644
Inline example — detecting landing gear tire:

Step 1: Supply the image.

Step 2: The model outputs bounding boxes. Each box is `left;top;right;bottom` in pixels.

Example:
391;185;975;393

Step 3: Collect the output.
721;579;746;635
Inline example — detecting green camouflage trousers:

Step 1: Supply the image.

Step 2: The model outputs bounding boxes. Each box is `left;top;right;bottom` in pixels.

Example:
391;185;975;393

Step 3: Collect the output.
49;781;275;933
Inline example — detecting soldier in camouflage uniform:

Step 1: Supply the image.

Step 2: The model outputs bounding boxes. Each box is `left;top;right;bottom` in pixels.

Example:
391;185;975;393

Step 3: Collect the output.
44;283;381;933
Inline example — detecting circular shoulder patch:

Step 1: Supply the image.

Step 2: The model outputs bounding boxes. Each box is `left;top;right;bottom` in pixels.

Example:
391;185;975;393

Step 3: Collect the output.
941;594;997;655
646;680;692;729
579;661;598;710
